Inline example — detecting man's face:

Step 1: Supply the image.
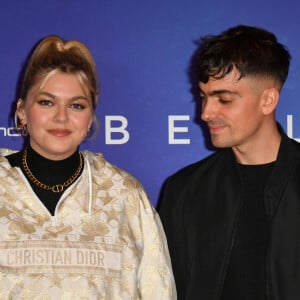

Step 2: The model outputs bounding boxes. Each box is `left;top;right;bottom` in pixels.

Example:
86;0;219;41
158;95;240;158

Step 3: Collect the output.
199;69;268;150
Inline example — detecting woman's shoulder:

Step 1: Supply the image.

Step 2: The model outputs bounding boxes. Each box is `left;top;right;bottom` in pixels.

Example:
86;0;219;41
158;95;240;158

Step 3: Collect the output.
0;148;18;156
81;150;143;188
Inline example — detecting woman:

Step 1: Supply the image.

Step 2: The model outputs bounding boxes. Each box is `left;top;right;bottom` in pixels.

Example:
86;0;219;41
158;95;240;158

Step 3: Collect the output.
0;35;176;299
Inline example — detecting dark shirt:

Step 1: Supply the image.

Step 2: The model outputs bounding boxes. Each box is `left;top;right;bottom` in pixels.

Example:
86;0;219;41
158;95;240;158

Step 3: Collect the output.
6;146;82;215
220;162;275;300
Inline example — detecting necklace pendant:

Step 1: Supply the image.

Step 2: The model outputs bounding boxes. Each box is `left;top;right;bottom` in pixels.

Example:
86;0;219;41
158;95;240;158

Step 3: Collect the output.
52;184;64;193
22;149;83;193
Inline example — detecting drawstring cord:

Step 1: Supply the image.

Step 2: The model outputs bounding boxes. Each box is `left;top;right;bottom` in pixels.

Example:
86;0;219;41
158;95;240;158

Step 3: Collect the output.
84;155;93;215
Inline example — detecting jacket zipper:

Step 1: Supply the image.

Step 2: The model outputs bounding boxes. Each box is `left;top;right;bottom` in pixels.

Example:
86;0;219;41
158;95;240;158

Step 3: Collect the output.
217;190;244;299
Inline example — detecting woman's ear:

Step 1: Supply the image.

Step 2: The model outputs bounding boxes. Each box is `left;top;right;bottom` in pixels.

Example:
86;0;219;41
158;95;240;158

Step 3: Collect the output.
16;98;26;125
261;87;280;115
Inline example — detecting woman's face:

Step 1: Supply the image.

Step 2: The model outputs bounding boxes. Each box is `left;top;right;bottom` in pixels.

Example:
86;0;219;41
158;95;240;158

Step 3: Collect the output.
17;71;93;160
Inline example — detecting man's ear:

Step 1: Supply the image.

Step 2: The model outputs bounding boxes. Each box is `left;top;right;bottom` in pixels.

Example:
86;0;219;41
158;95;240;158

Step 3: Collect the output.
16;98;26;125
261;87;280;115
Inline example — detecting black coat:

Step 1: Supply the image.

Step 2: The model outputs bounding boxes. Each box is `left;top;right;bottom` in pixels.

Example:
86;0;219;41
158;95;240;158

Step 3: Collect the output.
159;131;300;300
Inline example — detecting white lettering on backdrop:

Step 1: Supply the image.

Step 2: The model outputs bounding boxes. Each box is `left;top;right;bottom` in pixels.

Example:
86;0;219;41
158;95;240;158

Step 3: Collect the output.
1;114;299;144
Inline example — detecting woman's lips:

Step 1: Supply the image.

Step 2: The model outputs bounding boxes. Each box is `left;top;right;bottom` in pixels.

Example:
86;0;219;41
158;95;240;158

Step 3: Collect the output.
48;129;71;137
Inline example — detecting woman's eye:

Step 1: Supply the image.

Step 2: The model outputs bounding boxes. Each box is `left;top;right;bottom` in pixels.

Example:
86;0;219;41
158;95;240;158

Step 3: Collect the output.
70;103;85;110
38;100;53;106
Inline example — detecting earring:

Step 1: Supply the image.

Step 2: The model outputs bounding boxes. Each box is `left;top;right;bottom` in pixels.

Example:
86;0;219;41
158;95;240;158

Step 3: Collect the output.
21;124;28;136
14;111;20;129
14;110;28;136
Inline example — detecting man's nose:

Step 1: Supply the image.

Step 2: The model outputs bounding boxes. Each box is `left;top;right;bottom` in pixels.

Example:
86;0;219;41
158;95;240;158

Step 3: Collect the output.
201;100;218;122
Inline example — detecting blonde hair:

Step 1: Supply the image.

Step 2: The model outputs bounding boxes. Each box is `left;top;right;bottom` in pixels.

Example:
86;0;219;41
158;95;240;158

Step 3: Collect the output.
20;35;99;110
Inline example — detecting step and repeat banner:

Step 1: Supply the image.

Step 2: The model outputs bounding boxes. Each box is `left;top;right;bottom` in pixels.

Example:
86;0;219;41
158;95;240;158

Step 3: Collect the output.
1;1;300;207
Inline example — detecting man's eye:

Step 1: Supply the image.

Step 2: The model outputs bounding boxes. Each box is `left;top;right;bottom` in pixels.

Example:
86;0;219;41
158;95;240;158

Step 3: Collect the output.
219;99;231;104
200;95;206;102
38;100;53;106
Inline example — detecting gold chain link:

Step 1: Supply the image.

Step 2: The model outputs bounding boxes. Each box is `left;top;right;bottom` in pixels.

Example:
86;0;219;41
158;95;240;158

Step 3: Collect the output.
22;149;83;193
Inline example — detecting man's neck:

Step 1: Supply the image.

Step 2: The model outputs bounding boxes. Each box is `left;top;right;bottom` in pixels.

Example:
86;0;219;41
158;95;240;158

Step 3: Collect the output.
232;125;281;165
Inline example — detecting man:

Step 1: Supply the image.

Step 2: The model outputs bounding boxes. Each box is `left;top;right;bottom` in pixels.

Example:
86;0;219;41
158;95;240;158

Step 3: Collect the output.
159;25;299;299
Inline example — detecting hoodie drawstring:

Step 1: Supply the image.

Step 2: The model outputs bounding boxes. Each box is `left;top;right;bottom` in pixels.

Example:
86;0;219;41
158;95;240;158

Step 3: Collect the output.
84;155;93;215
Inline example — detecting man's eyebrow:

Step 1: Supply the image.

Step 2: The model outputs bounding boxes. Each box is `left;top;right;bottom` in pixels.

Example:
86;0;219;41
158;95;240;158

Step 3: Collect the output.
200;89;239;96
200;89;240;97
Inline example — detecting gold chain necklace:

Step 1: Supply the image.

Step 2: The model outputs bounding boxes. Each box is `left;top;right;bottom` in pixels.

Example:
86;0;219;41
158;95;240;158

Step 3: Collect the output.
22;148;83;193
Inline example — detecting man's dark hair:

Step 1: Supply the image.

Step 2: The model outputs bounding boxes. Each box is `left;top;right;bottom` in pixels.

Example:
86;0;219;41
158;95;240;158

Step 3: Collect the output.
192;25;291;88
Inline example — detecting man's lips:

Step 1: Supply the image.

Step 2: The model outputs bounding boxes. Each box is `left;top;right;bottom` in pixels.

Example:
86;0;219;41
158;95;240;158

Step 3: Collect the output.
207;123;226;134
47;129;71;137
